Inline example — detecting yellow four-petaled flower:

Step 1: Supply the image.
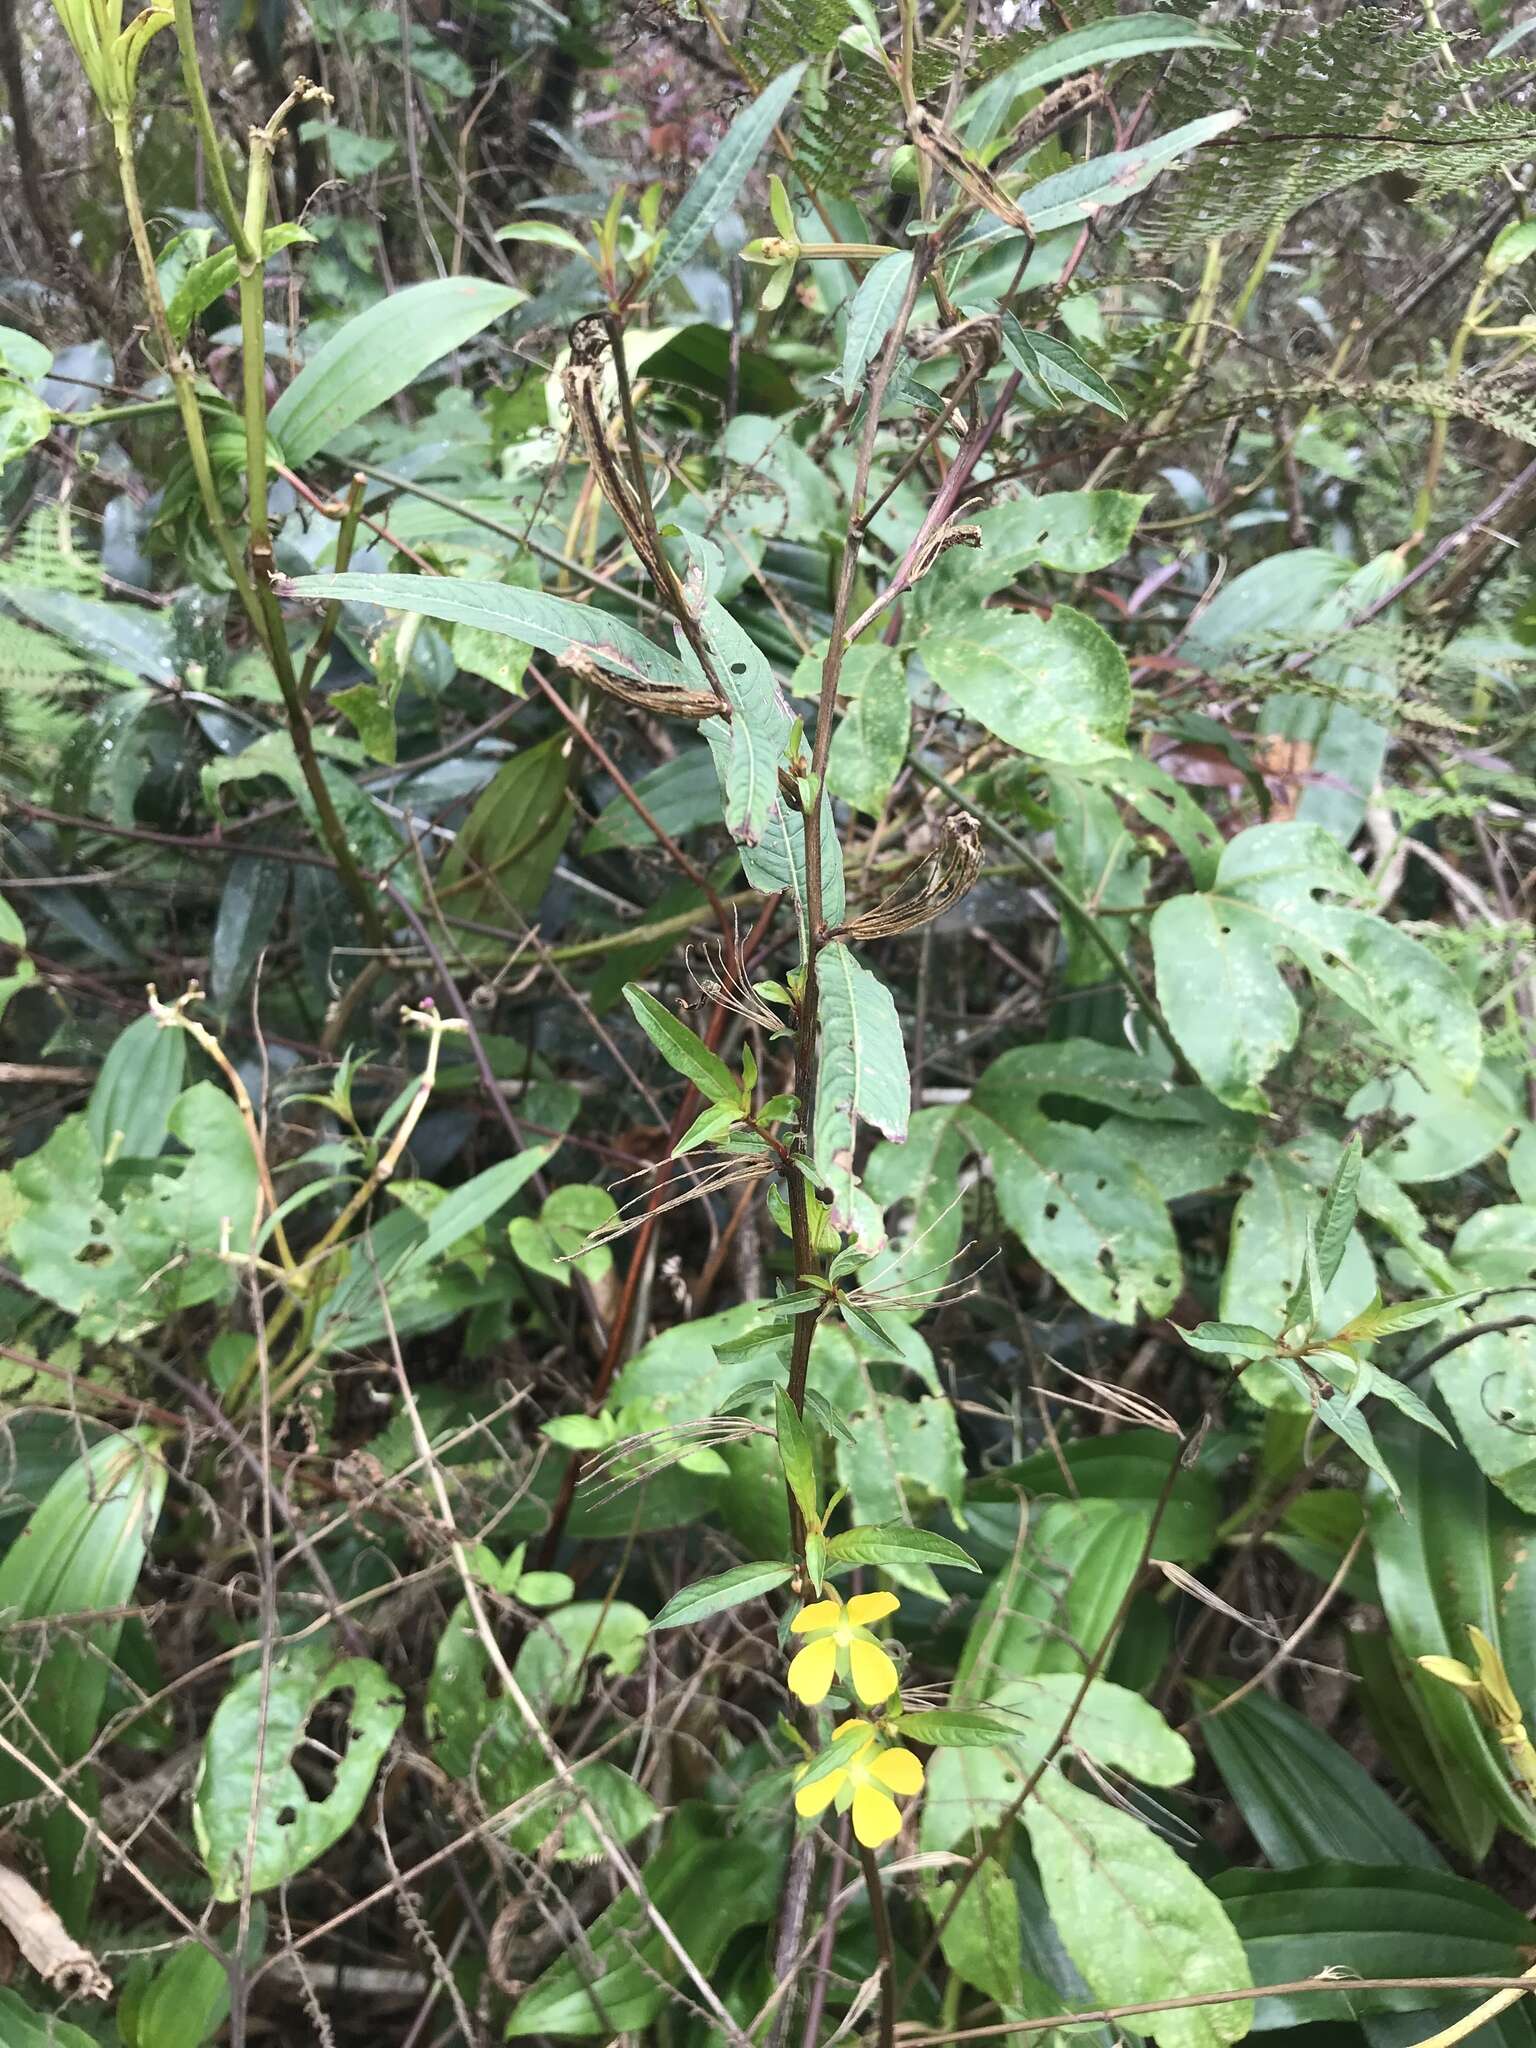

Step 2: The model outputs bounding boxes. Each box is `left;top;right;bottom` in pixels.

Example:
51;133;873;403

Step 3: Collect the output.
787;1589;901;1708
794;1720;925;1847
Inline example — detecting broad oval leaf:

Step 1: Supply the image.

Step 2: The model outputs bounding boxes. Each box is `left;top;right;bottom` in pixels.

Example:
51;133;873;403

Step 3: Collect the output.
921;605;1130;765
1026;1774;1254;2048
965;1102;1180;1324
1150;895;1295;1113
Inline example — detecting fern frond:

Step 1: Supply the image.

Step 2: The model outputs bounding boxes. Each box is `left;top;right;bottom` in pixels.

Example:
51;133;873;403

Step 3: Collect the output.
0;509;101;595
1150;11;1536;246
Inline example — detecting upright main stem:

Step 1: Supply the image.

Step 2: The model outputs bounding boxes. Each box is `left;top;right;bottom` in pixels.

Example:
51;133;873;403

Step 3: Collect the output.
110;112;258;619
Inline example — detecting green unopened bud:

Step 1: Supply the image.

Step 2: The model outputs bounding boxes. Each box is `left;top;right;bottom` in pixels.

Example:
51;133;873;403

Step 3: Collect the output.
889;144;919;194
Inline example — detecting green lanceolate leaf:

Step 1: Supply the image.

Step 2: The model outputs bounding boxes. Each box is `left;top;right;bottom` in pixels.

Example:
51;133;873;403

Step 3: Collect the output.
689;600;792;846
402;1147;556;1278
129;1910;267;2048
436;735;570;928
1017;110;1246;234
0;1430;168;1930
194;1651;405;1899
0;1990;97;2048
166;224;313;341
894;1706;1026;1746
269;278;524;462
956;1497;1145;1697
775;1385;819;1523
1000;316;1127;417
624;983;739;1105
960;16;1238;145
505;1807;784;2036
209;857;288;1017
1197;1684;1443;1871
1368;1423;1536;1851
1215;1865;1533;2026
824;643;910;819
1314;1134;1363;1289
824;1525;979;1573
651;63;809;285
840;249;915;401
649;1560;794;1630
813;943;910;1235
285;574;693;694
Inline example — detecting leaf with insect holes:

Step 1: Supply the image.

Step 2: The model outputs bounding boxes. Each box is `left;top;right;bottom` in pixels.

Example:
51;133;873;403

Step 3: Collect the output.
1153;825;1483;1110
813;944;910;1235
624;984;739;1106
650;1561;794;1630
964;1099;1179;1326
194;1651;404;1899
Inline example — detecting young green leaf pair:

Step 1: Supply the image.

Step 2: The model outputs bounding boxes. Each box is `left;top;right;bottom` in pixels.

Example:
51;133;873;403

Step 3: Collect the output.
623;981;799;1159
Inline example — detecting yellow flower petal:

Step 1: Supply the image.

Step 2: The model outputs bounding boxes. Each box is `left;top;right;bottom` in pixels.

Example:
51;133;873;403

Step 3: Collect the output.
848;1635;899;1707
795;1768;845;1818
846;1590;899;1627
851;1782;903;1848
789;1597;842;1637
870;1746;924;1796
787;1635;838;1705
832;1717;877;1744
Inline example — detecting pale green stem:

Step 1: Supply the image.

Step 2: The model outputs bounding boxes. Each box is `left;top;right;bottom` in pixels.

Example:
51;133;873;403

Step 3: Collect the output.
170;0;252;261
109;110;259;621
